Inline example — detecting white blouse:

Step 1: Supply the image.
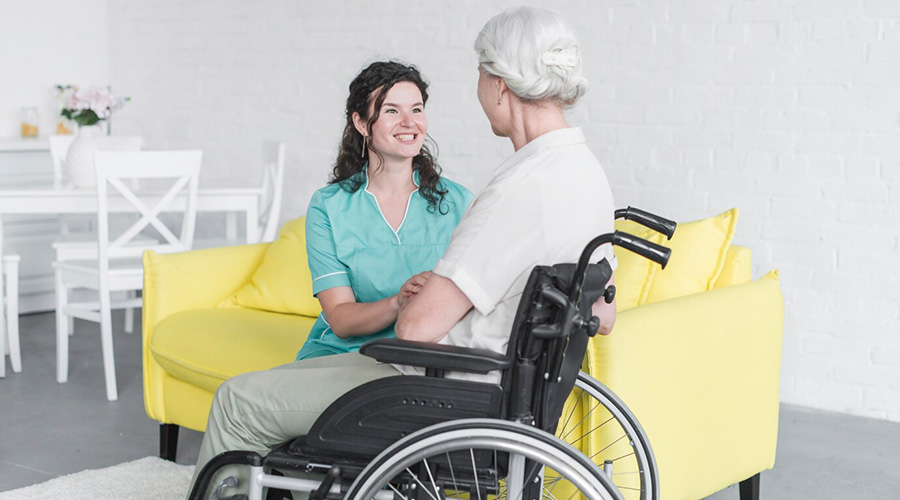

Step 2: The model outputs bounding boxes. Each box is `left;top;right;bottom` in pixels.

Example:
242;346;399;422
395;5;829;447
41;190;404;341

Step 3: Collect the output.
397;127;617;383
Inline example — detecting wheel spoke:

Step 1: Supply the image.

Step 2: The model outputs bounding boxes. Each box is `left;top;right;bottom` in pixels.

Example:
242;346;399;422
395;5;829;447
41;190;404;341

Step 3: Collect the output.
558;387;584;437
560;400;604;441
423;459;442;500
348;421;625;500
446;453;462;500
542;483;563;500
566;416;617;447
609;451;635;463
589;434;627;460
405;466;440;500
470;449;482;500
388;482;409;500
561;373;658;500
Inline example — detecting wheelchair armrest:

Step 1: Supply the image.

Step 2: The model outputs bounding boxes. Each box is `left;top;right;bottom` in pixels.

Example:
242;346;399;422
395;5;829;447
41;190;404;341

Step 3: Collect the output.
360;338;512;375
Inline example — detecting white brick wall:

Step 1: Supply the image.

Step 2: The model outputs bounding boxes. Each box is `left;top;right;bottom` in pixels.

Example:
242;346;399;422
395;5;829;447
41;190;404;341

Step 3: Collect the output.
106;0;900;422
0;0;109;138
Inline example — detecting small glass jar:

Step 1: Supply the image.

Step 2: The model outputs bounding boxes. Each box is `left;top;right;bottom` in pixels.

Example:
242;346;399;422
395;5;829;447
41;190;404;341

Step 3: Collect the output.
20;107;39;138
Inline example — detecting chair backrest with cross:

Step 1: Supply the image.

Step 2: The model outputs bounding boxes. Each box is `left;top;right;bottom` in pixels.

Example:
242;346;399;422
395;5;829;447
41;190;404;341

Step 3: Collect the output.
94;150;202;269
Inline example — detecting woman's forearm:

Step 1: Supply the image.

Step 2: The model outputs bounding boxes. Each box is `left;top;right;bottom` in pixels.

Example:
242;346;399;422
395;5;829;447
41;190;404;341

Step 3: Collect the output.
327;295;401;338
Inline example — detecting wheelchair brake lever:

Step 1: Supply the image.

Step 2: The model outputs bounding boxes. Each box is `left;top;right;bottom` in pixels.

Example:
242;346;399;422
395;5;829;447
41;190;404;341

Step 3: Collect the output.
539;285;568;308
310;466;341;500
534;285;601;338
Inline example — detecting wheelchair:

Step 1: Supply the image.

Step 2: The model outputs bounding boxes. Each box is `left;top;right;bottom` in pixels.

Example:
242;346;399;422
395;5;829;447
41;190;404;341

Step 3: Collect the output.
190;207;676;500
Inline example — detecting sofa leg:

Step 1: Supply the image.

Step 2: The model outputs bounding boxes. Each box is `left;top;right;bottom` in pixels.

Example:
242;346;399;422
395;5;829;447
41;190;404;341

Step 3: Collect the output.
160;423;179;461
739;473;760;500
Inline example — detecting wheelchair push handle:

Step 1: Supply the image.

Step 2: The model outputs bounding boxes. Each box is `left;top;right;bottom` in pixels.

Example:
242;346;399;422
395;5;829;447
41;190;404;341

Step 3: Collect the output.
615;206;677;240
613;231;671;269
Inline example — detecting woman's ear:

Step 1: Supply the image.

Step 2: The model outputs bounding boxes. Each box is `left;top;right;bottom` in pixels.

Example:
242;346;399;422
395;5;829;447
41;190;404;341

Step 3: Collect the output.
496;77;510;105
351;112;367;138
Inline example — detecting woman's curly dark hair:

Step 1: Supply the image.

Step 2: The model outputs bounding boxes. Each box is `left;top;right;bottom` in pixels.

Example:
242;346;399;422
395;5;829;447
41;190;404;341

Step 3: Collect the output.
332;61;448;213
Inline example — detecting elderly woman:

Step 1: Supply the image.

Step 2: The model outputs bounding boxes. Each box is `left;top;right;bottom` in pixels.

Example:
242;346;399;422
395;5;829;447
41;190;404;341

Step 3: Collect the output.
188;6;615;499
395;6;617;365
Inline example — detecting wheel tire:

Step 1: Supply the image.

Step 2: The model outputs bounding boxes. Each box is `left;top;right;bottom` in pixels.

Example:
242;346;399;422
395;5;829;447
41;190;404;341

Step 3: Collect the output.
346;418;624;500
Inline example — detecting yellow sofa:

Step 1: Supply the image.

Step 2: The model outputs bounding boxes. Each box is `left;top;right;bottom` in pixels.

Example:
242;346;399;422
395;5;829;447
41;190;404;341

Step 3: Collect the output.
142;213;783;500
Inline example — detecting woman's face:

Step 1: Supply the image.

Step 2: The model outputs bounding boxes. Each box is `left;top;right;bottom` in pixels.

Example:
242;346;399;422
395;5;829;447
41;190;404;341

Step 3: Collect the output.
359;81;428;164
476;66;505;137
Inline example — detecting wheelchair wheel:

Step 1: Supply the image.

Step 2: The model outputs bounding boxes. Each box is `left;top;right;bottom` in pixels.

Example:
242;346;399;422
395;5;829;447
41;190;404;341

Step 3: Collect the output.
346;418;624;500
556;372;659;500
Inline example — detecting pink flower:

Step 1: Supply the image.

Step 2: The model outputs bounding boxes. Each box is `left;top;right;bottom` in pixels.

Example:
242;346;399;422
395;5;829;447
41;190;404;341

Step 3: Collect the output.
60;85;129;125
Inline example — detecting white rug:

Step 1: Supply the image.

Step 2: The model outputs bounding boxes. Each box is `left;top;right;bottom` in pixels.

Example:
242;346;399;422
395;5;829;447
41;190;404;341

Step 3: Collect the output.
0;457;195;500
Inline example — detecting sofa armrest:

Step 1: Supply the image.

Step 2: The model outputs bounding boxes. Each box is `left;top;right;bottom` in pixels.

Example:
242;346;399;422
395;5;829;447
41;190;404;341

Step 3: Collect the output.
143;244;270;324
142;243;270;422
586;270;782;500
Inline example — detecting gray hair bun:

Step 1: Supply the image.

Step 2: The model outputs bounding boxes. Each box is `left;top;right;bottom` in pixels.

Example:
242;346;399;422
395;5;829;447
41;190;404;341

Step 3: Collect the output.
475;7;588;106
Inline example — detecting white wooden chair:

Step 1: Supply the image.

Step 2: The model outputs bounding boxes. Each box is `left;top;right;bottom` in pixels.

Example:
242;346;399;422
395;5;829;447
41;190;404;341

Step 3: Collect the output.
195;141;285;248
257;141;286;243
3;134;77;375
53;150;201;401
53;136;145;334
0;255;21;378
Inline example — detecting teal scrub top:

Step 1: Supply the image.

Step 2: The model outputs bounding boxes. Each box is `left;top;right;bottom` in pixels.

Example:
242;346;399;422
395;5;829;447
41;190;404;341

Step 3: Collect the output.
296;170;473;360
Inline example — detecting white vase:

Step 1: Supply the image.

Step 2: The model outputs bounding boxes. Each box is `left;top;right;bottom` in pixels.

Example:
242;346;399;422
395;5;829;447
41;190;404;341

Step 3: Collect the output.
65;125;104;188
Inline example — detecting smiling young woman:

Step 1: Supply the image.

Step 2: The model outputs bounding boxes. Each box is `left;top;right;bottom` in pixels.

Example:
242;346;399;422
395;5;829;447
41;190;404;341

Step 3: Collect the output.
293;61;473;361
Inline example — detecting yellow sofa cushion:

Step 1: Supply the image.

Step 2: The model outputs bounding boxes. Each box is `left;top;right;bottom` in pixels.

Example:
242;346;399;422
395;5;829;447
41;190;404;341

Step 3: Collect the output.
149;308;316;393
714;245;752;289
219;217;322;317
613;219;663;311
644;208;738;304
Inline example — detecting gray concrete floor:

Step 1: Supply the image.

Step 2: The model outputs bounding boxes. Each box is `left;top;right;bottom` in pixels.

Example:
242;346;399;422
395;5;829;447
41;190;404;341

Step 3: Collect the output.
0;311;203;491
1;311;899;498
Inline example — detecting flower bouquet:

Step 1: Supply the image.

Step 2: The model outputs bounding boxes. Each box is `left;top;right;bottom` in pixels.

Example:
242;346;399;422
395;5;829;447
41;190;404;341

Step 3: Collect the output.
58;85;129;132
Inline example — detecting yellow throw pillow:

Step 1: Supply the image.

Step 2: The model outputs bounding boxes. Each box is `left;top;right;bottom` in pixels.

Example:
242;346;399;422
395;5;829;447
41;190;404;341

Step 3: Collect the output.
644;208;739;305
613;219;663;312
219;216;322;317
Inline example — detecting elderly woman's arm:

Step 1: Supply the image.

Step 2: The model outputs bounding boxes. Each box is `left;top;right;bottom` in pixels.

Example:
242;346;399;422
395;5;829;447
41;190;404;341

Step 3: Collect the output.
395;274;473;343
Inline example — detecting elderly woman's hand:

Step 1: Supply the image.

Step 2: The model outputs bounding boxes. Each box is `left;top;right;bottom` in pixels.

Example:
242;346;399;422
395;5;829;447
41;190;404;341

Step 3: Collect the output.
398;271;434;308
591;274;616;335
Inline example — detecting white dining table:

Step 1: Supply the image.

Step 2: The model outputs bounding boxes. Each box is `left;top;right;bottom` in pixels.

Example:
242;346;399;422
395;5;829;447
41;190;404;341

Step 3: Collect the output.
0;177;263;252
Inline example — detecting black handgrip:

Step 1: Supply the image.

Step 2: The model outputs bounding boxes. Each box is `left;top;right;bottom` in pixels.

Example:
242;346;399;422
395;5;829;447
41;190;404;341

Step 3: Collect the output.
613;231;671;268
615;206;677;240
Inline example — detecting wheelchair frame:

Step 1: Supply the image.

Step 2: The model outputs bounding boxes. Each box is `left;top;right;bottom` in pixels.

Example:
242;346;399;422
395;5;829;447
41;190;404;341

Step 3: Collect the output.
189;207;675;500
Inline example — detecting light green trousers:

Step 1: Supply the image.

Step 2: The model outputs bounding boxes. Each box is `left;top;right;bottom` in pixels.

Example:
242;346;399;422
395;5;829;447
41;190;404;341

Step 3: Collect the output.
187;352;401;499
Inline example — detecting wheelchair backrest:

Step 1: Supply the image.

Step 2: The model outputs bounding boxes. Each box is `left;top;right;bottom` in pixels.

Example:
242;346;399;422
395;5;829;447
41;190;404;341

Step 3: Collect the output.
501;258;613;434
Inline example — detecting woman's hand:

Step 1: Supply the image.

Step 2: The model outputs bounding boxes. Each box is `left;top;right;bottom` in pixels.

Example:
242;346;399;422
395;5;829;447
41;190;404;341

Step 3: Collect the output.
591;273;616;335
398;271;434;308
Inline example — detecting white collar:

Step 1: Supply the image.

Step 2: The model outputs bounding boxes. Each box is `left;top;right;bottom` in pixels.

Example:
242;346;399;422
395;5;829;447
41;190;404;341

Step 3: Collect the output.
493;127;585;177
360;164;421;191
